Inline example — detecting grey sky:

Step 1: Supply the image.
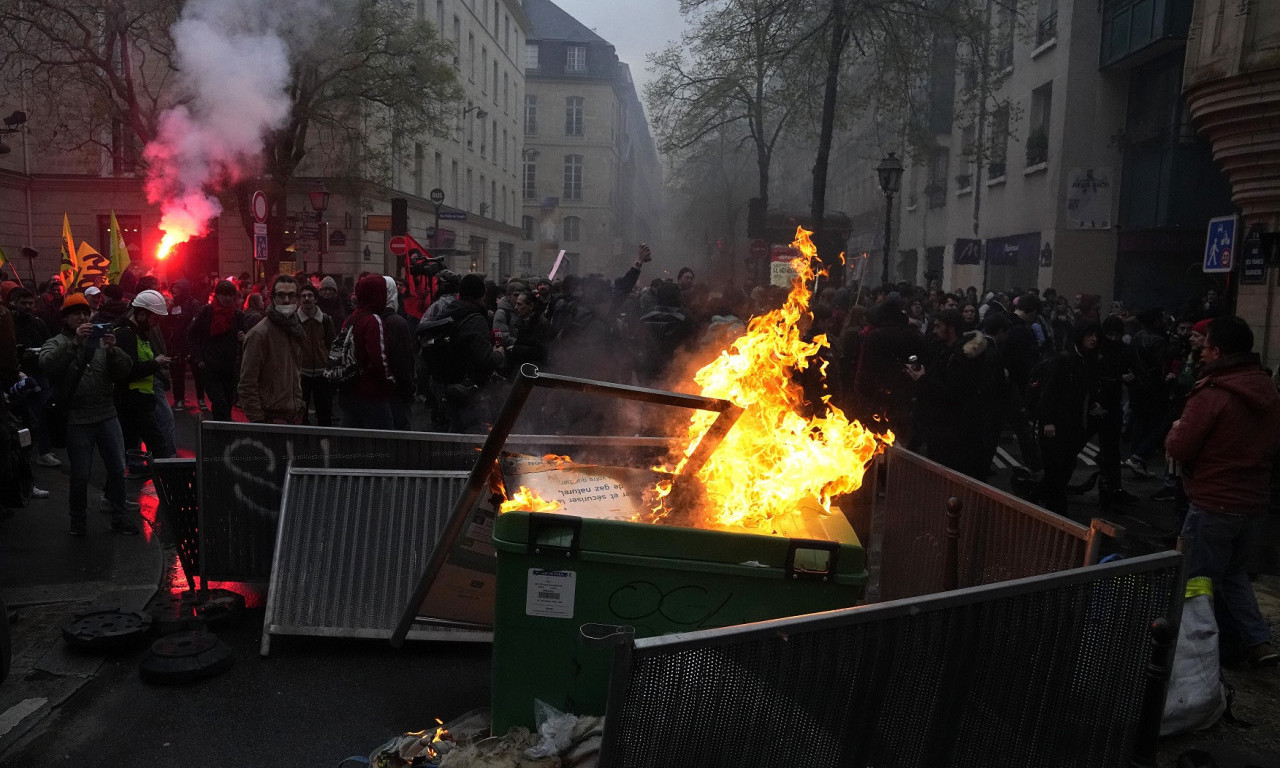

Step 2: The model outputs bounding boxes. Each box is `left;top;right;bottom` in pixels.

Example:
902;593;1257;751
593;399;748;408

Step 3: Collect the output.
548;0;686;102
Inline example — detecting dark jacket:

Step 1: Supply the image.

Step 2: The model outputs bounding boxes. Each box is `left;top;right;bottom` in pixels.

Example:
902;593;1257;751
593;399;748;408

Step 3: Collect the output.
917;330;991;473
12;311;50;374
854;304;925;419
1166;353;1280;515
1037;342;1099;436
187;303;245;375
442;297;503;385
381;307;415;402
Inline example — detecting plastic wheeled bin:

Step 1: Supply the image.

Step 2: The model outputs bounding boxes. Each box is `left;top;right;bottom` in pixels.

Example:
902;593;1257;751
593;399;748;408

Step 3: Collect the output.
490;510;867;733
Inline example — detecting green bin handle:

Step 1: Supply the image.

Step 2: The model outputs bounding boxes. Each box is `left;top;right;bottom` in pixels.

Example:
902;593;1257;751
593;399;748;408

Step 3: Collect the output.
528;513;582;559
785;539;840;582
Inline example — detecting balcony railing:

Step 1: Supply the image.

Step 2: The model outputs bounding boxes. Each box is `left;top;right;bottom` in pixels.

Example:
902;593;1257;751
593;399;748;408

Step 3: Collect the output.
995;45;1014;71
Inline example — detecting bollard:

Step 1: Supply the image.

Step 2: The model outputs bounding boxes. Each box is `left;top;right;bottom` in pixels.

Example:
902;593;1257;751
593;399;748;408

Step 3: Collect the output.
944;497;961;591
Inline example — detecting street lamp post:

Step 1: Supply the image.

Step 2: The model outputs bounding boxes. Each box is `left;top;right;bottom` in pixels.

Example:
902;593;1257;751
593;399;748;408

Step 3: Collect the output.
309;188;330;274
876;152;904;287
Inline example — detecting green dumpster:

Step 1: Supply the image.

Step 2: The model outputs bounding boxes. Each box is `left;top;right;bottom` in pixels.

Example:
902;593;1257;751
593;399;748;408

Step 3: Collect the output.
490;510;868;733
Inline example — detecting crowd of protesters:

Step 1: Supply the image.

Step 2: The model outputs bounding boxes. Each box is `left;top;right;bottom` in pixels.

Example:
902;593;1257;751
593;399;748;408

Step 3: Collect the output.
1;252;1278;666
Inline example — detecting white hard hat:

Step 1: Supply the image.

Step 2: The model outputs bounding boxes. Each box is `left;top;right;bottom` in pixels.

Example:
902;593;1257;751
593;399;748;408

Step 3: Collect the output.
131;289;169;316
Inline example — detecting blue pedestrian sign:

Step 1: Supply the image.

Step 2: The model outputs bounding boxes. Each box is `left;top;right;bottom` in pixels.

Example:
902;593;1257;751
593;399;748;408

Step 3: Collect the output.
1203;215;1238;273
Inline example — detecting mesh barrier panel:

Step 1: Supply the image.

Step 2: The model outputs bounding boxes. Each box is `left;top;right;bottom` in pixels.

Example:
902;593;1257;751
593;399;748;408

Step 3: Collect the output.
879;446;1090;601
197;422;668;581
151;458;201;590
602;552;1181;768
260;469;477;652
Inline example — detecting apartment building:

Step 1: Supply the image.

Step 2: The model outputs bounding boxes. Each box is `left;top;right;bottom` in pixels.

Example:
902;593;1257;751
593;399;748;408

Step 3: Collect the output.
0;0;531;286
519;0;662;279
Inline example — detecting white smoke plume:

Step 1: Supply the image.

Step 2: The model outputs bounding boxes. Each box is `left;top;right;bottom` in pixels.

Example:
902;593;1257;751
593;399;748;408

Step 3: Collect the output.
143;0;309;250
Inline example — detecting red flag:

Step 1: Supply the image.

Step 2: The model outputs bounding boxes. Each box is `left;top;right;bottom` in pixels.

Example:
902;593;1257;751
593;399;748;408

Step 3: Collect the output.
401;233;433;318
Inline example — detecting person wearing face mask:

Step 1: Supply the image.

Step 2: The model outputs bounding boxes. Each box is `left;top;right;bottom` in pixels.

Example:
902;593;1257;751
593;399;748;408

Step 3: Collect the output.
237;275;304;424
187;280;246;420
111;290;174;466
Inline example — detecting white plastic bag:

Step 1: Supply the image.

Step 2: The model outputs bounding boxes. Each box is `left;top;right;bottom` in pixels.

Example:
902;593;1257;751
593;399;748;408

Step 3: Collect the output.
1161;577;1228;736
524;699;579;759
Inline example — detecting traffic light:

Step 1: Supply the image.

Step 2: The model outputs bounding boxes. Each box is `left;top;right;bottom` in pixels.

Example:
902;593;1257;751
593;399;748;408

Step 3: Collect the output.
391;197;408;235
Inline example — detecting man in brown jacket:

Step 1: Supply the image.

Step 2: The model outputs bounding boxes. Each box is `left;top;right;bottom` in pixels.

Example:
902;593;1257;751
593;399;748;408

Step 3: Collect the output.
1166;315;1280;667
237;275;303;424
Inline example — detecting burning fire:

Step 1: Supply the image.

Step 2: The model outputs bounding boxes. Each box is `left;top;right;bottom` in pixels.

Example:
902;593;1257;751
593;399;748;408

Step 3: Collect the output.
156;230;184;261
651;227;892;533
499;486;563;513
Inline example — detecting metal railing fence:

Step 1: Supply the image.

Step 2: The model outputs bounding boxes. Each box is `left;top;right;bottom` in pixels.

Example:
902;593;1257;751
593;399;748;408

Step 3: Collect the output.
878;446;1119;601
598;551;1182;768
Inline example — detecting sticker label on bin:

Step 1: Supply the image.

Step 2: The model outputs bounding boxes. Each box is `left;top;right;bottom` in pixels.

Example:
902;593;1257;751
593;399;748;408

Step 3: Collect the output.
526;569;576;619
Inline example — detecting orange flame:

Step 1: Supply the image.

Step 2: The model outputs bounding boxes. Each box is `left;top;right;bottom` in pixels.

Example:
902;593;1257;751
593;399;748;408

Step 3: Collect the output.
653;227;892;533
499;486;563;513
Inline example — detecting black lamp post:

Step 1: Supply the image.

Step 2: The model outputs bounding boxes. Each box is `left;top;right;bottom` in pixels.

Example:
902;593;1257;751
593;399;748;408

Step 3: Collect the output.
309;188;330;274
876;152;904;287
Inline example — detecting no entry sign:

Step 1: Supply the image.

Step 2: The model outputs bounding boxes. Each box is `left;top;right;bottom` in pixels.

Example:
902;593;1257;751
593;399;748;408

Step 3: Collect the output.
388;235;408;255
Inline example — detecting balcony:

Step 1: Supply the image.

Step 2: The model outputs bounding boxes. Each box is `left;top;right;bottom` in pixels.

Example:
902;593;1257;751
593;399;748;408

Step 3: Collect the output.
1100;0;1193;69
1025;128;1049;167
995;45;1014;72
956;173;972;191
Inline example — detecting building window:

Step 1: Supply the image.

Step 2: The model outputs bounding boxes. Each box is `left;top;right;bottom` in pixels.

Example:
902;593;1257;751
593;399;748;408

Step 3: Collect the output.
995;7;1014;70
505;15;510;52
435;152;443;189
563;154;583;200
524;95;537;135
491;180;497;219
468;34;475;81
502;128;508;170
563;216;581;242
565;96;584;136
481;48;488;93
567;45;586;72
414;142;424;197
436;0;444;31
1027;82;1052;166
491;122;497;162
956;126;974;190
451;160;459;202
466;168;473;210
526;42;539;70
522;216;536;240
503;72;509;114
519;251;533;273
926;148;948;208
523;159;537;199
493;62;499;103
989;104;1010;178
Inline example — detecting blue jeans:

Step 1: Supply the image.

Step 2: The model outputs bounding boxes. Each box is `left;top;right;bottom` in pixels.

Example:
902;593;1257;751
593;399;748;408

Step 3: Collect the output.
1181;503;1271;647
66;416;128;524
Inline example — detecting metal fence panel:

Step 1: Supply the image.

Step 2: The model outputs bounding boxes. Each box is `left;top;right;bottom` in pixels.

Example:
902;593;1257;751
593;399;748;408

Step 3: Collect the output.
260;468;481;654
197;421;669;582
878;446;1090;601
151;458;200;591
600;551;1182;768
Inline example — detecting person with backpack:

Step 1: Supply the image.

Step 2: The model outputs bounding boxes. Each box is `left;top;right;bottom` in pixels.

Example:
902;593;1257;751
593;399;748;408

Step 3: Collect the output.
422;273;504;433
332;274;399;429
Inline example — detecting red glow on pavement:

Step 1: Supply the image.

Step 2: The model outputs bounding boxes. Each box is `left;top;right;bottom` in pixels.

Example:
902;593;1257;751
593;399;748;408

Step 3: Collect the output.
139;482;160;544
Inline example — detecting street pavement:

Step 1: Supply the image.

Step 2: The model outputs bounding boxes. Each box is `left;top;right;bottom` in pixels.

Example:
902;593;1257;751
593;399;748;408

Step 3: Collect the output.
0;398;1275;766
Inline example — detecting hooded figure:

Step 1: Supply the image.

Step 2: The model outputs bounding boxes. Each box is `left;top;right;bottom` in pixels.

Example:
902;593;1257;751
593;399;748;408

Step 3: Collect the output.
1033;320;1102;514
337;274;399;429
381;275;415;428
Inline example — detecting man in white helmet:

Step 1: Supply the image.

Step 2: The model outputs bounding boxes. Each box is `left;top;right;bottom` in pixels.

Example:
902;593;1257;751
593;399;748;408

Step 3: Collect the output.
112;289;173;466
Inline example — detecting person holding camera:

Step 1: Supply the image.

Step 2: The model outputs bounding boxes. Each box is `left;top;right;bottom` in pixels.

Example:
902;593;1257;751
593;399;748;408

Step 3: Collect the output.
39;293;136;536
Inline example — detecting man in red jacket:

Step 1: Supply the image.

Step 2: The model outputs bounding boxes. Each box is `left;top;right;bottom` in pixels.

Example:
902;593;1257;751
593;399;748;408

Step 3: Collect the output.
339;274;399;429
1166;315;1280;667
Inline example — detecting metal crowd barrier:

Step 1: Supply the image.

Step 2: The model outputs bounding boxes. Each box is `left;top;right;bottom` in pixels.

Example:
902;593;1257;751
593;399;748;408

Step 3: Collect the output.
151;457;201;591
260;468;481;655
196;421;669;583
597;550;1183;768
877;445;1121;601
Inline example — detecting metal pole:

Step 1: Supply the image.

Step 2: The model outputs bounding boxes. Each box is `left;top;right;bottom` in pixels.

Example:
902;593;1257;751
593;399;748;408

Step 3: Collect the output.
881;192;893;286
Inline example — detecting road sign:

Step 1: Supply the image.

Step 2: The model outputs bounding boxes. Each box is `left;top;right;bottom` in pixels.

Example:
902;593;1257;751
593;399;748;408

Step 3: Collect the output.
389;235;408;255
251;191;268;223
429;188;445;205
424;226;437;240
1204;215;1238;273
253;222;268;261
439;210;467;221
1242;228;1267;285
365;214;392;232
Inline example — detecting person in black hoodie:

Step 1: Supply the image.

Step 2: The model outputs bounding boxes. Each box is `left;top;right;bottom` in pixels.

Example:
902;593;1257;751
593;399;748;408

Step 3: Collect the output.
165;279;200;410
187;280;245;421
433;273;504;433
1034;320;1102;515
906;309;994;478
852;297;925;442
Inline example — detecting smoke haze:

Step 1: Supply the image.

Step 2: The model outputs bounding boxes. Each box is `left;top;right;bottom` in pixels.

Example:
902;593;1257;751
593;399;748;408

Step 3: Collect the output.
144;0;333;245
